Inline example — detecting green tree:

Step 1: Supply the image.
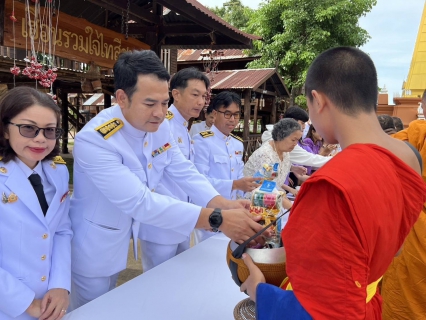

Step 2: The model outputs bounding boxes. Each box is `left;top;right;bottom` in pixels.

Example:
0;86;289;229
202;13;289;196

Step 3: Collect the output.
246;0;377;106
209;0;254;30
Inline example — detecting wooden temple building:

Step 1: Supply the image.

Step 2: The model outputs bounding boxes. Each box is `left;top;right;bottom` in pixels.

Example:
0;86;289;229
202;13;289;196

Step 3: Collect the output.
0;0;261;153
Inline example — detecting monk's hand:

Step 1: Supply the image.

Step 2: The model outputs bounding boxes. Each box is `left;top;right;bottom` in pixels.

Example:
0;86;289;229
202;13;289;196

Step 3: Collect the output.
240;253;265;303
220;209;264;244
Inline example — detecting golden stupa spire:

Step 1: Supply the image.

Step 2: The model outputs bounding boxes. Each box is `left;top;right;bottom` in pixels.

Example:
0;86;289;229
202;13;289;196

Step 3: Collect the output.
404;3;426;98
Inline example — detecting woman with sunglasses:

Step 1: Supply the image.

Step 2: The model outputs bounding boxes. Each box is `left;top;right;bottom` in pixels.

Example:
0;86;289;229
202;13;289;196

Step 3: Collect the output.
0;87;72;320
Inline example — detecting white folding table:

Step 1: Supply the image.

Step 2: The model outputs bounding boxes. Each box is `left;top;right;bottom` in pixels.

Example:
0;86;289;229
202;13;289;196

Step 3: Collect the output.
63;233;247;320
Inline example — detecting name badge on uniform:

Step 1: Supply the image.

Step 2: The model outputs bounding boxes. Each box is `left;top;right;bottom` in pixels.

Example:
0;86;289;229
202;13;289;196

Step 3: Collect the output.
235;151;243;156
152;143;171;157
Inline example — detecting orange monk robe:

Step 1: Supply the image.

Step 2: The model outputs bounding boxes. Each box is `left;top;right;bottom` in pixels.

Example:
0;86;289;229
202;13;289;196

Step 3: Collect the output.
382;120;426;320
392;120;426;181
282;144;426;319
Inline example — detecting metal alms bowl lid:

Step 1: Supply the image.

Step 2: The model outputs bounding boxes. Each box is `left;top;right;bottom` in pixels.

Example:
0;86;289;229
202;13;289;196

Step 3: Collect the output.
229;241;286;264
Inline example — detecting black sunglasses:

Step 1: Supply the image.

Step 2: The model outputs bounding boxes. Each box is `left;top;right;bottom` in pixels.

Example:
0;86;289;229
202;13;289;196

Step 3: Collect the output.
8;122;63;140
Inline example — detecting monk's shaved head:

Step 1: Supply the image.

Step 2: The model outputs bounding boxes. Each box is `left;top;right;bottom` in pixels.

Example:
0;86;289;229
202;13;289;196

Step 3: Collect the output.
305;47;378;116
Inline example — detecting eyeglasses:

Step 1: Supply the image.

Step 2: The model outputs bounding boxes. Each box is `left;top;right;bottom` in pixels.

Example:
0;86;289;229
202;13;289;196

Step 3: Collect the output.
216;110;241;120
7;122;63;140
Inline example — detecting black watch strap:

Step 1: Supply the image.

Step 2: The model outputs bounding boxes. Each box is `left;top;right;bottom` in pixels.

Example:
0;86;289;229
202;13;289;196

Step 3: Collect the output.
209;208;223;232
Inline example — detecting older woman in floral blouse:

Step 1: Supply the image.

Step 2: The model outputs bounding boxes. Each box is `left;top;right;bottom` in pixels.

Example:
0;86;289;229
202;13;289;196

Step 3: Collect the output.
244;119;306;209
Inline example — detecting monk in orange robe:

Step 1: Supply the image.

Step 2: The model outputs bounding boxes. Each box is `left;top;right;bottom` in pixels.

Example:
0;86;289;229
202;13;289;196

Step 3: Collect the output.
240;47;426;320
381;97;426;320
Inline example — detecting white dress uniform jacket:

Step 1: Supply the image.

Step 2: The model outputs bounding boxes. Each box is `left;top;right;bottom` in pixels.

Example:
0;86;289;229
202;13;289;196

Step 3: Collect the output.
139;105;219;245
0;158;71;320
70;105;216;278
193;125;244;200
189;120;210;137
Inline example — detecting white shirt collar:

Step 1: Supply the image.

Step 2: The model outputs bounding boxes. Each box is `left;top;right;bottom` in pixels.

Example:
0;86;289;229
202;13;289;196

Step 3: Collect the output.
15;158;46;182
117;106;147;138
211;125;230;141
169;104;189;128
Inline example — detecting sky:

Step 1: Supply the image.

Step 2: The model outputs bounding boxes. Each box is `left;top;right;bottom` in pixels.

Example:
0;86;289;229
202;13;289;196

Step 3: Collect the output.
198;0;425;104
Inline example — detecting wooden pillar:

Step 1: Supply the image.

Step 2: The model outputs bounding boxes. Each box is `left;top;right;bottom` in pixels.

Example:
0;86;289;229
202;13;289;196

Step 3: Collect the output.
253;98;259;134
271;97;277;124
0;0;5;45
104;93;111;108
60;90;69;154
243;89;251;142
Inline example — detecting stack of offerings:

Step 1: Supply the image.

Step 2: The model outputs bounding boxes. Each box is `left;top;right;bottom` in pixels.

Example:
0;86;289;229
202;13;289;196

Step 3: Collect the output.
226;174;288;290
249;179;284;249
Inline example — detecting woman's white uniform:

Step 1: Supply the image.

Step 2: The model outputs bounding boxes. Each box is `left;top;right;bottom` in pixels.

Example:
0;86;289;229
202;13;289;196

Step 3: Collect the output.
0;157;72;320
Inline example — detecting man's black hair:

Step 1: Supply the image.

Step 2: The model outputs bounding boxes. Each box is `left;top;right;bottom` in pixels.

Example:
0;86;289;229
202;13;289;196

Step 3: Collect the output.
211;91;241;110
206;104;215;114
284;106;309;122
378;115;395;131
170;67;210;91
305;47;378;115
113;50;170;100
392;116;404;132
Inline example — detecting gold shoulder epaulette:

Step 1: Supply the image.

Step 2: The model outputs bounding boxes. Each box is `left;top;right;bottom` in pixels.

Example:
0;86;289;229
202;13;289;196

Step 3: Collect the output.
230;133;243;142
199;130;214;138
0;156;2;161
53;156;66;164
95;118;124;139
166;110;174;120
192;120;201;124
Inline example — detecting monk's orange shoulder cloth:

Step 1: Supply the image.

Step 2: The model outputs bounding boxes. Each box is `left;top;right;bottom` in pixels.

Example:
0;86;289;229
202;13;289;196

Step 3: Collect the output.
283;144;426;320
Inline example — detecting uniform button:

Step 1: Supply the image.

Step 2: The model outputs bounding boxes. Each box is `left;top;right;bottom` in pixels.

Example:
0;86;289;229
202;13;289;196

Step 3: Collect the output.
41;276;46;281
183;121;188;127
151;188;155;192
231;168;234;172
229;155;232;158
148;163;152;169
41;255;46;260
226;142;229;145
144;141;148;147
42;233;48;239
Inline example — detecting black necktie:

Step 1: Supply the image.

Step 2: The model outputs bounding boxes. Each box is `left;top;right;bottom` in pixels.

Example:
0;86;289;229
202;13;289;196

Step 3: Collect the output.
28;173;49;216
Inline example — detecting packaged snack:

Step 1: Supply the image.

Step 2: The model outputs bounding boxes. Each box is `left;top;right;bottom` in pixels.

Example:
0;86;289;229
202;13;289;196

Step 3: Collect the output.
253;162;279;181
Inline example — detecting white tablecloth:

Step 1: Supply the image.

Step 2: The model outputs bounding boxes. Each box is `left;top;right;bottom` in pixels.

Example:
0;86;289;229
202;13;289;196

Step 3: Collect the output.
63;233;247;320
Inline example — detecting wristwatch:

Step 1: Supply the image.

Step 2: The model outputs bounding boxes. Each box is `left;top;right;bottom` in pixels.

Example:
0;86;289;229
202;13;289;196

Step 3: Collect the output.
209;208;223;232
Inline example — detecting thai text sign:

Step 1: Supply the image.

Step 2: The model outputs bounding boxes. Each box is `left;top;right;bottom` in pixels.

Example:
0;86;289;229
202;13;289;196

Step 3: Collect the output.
3;0;150;68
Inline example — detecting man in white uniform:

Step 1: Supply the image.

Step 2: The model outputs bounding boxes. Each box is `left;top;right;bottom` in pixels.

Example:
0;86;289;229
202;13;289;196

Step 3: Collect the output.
69;51;264;310
139;68;213;271
193;91;261;243
189;106;216;137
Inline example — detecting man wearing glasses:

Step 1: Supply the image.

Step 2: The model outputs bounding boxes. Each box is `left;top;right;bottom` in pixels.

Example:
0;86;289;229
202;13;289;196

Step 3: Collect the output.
193;91;261;243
